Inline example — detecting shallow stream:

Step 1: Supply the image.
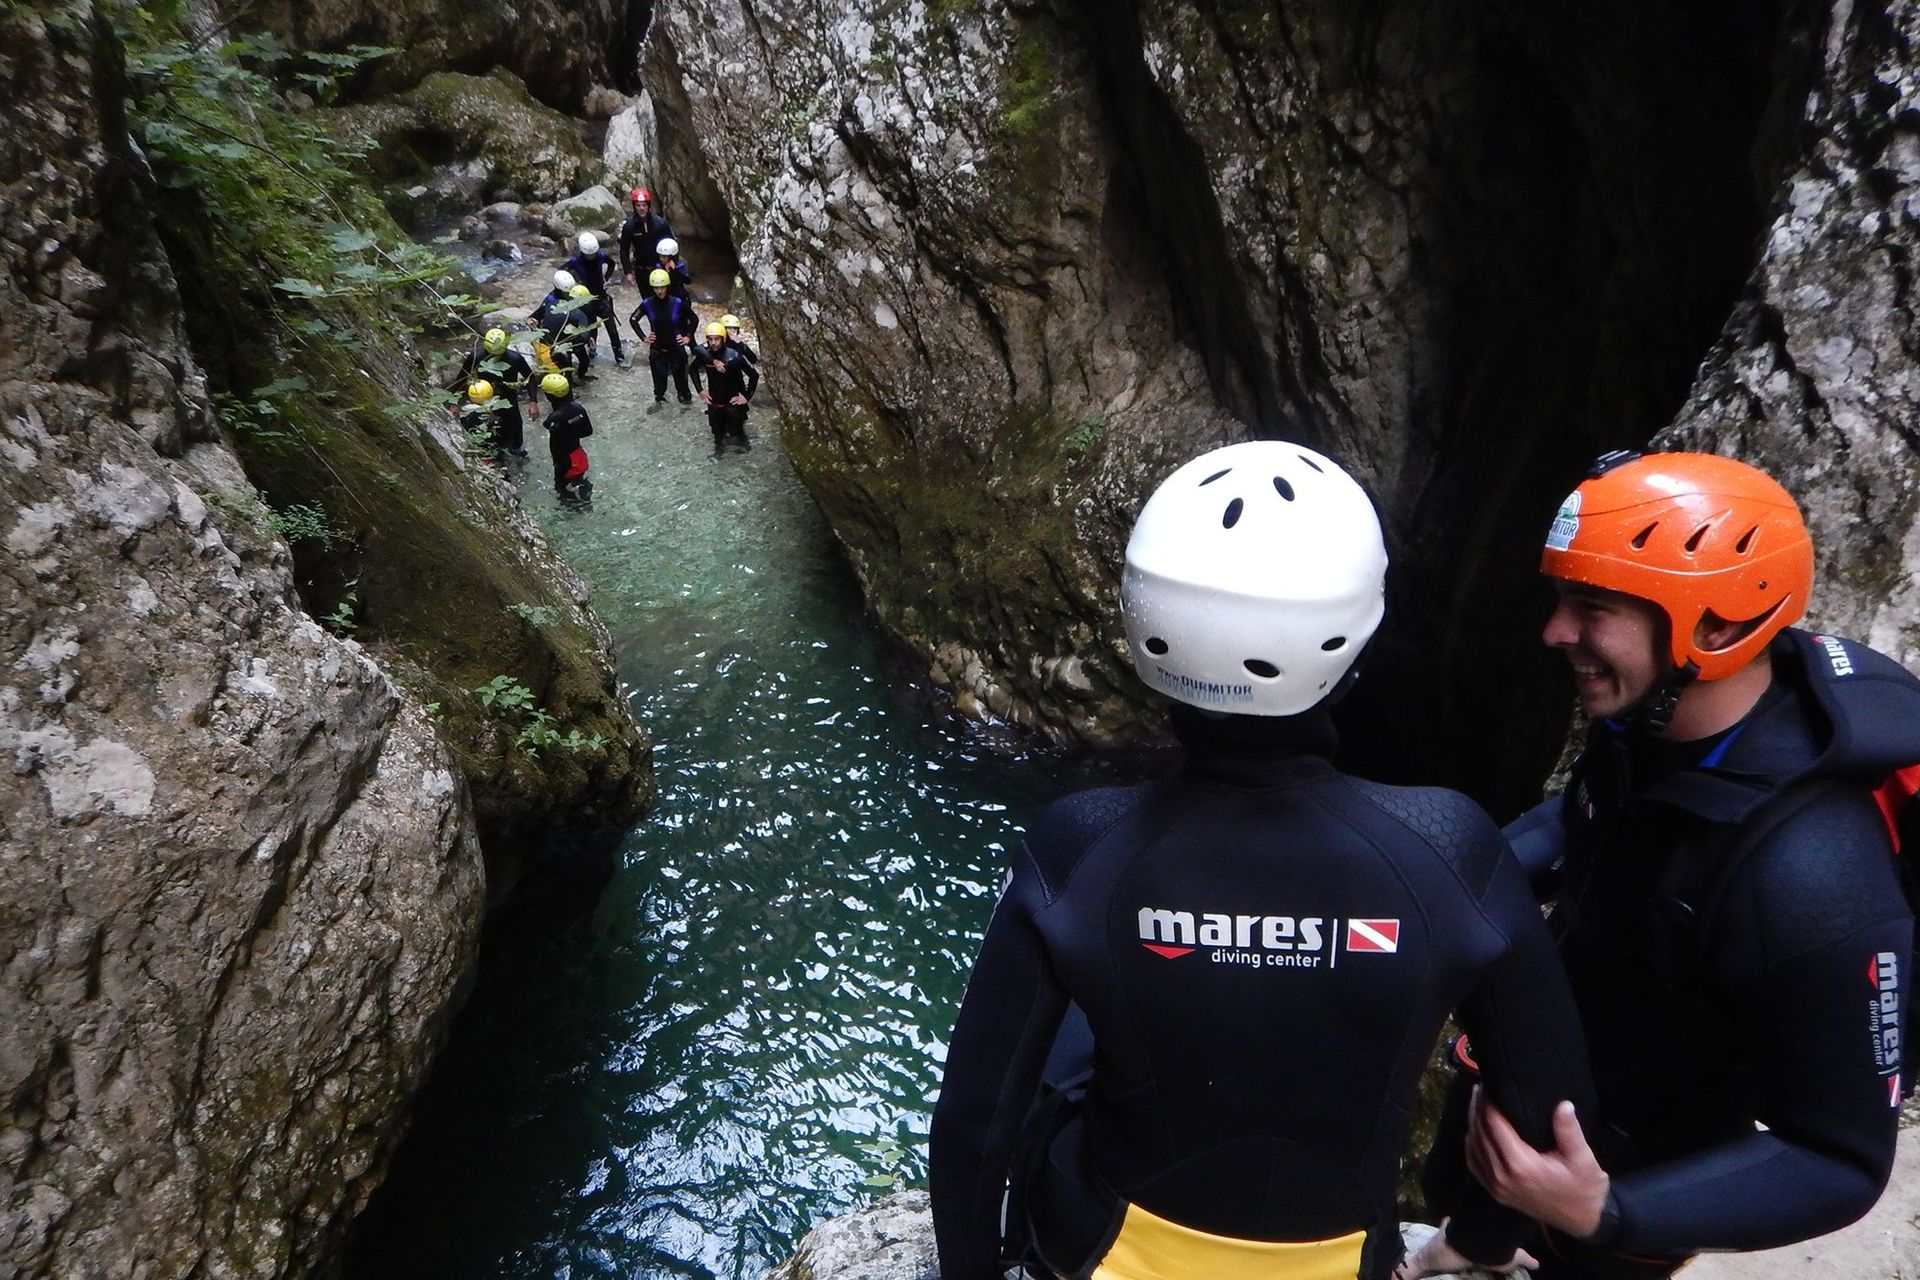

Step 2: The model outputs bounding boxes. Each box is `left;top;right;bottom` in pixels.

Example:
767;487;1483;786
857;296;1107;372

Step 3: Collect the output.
348;286;1145;1277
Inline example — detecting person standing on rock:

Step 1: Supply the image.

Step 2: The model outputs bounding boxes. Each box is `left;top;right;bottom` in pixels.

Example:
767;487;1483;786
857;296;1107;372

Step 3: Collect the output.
620;187;673;284
539;372;593;505
451;328;534;457
1401;450;1919;1280
632;268;698;405
931;440;1595;1280
565;231;628;370
690;321;757;448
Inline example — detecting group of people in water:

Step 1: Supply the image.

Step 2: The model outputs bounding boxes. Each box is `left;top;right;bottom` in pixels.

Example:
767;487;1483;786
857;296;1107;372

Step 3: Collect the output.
451;186;761;505
931;442;1920;1280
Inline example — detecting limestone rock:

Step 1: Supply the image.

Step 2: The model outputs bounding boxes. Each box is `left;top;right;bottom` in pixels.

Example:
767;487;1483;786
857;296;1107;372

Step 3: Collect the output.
0;5;484;1276
650;0;1920;809
1660;1;1920;669
604;96;662;199
762;1192;937;1280
244;0;644;114
327;69;604;213
543;183;625;241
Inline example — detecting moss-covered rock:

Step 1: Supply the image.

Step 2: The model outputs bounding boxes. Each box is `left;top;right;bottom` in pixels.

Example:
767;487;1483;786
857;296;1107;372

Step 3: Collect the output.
328;68;604;213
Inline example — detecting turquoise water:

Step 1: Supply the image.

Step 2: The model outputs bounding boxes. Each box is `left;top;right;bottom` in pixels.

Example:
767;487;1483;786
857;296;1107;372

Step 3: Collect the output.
350;365;1145;1278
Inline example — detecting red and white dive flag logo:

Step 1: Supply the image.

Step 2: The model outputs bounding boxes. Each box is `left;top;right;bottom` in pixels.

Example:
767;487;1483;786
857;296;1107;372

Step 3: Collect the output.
1345;918;1401;954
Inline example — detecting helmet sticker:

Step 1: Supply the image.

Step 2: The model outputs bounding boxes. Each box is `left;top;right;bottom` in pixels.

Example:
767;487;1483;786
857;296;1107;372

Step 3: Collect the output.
1545;490;1582;552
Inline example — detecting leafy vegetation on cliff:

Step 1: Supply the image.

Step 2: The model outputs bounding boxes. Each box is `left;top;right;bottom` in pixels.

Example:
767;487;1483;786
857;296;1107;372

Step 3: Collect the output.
113;0;650;861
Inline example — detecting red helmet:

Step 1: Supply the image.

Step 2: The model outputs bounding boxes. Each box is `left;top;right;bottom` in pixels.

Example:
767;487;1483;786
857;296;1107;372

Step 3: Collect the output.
1541;451;1814;681
631;187;652;207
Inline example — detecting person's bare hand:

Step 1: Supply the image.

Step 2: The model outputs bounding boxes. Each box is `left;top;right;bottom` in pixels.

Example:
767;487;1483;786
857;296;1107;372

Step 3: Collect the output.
1467;1092;1609;1238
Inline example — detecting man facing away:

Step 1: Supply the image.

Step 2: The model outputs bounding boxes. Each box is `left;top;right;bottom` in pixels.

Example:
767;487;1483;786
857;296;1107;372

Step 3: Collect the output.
931;440;1595;1280
1405;450;1919;1280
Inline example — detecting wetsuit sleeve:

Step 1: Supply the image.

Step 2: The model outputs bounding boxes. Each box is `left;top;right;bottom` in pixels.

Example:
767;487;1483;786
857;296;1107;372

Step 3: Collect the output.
742;357;759;401
930;844;1068;1280
1605;799;1908;1255
688;353;705;390
1444;843;1598;1264
1503;795;1568;901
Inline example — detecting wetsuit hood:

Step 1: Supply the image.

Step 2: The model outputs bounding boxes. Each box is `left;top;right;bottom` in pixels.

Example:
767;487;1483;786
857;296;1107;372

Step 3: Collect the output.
1626;628;1920;824
1169;704;1337;787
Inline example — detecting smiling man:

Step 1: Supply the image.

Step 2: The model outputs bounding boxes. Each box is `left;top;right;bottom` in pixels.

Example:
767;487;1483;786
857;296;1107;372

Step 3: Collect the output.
1406;449;1920;1280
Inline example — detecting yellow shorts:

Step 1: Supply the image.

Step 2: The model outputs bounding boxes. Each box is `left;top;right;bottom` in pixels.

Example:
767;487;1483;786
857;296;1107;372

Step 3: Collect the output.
1089;1202;1365;1280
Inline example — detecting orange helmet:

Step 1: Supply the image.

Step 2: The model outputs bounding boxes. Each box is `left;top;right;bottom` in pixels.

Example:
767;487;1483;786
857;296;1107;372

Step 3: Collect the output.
1541;451;1813;682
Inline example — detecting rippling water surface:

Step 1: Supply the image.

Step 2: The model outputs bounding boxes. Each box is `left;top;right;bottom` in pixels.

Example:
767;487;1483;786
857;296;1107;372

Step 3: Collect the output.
350;361;1143;1278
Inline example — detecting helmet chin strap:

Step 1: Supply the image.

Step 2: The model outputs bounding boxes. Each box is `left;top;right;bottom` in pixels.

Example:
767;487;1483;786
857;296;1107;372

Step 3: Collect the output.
1629;660;1700;735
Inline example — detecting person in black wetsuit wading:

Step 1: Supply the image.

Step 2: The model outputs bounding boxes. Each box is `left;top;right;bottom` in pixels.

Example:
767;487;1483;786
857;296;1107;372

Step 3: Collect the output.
632;269;697;405
538;372;592;506
450;328;534;457
565;231;627;370
930;440;1596;1280
690;322;757;448
1403;450;1920;1280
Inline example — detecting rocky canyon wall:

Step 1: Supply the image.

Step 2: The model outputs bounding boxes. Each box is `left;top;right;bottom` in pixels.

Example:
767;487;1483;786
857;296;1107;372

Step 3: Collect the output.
1;3;650;1275
643;0;1914;814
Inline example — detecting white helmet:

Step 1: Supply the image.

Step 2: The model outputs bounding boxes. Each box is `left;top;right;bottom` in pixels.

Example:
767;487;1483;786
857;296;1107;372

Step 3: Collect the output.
657;237;679;257
577;230;599;254
553;269;576;291
1120;440;1387;717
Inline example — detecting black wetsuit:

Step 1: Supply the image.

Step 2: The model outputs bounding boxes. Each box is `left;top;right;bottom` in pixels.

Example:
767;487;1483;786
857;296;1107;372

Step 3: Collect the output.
1435;628;1918;1278
619;210;673;278
541;398;592;495
453;343;533;453
930;710;1595;1280
691;344;758;441
725;335;759;368
651;257;693;302
565;249;625;361
633;293;698;401
531;287;568;326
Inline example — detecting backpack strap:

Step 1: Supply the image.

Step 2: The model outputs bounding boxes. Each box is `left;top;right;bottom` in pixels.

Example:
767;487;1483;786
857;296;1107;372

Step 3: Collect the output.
1658;778;1842;959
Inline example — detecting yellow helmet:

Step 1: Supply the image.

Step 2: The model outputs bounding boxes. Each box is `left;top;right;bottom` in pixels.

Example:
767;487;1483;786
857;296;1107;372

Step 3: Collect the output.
720;314;742;330
467;380;494;403
648;268;670;288
569;284;592;298
705;322;727;338
540;372;571;399
482;328;508;354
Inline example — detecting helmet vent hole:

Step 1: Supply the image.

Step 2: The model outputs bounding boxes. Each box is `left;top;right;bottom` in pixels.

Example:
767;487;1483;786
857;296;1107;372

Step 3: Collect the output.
1244;659;1281;679
1273;476;1296;501
1144;637;1169;656
1222;498;1245;528
1199;468;1232;486
1631;522;1657;550
1685;524;1711;553
1320;636;1347;652
1735;526;1758;554
1298;454;1325;473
